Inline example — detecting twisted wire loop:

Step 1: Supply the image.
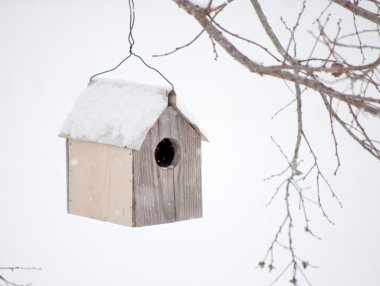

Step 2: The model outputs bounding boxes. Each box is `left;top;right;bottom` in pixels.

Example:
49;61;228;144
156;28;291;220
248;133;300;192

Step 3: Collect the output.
89;0;174;91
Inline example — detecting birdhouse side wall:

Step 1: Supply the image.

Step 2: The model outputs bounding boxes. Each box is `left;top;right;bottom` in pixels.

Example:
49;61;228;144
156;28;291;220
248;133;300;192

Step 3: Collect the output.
132;107;202;227
67;139;133;226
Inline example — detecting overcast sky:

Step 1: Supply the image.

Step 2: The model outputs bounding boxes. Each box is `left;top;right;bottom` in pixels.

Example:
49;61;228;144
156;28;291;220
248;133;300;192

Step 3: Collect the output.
0;1;379;285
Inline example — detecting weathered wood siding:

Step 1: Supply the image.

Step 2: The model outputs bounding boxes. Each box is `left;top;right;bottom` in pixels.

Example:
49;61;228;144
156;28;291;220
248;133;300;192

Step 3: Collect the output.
67;139;133;226
133;107;202;227
172;109;202;221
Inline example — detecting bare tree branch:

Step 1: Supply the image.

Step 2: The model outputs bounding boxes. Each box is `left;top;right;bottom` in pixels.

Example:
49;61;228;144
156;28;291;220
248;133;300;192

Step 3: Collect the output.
0;267;40;286
166;0;380;284
153;29;206;57
250;0;294;62
172;0;380;116
331;0;380;25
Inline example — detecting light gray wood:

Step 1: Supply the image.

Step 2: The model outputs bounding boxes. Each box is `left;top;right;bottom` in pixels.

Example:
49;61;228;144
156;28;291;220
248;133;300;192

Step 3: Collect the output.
157;109;177;221
172;105;208;142
132;113;176;227
66;139;69;213
68;139;133;226
171;109;202;220
132;107;203;226
133;124;160;226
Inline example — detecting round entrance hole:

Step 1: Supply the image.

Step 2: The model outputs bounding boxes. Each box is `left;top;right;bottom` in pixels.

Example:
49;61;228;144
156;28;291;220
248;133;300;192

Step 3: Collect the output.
155;138;180;168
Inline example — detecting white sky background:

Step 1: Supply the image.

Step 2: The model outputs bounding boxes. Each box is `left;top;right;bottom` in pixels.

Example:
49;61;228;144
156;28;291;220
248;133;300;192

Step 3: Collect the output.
0;0;379;285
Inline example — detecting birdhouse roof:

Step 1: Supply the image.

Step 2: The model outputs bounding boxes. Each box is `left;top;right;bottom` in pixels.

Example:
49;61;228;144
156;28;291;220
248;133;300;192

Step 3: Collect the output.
59;78;207;150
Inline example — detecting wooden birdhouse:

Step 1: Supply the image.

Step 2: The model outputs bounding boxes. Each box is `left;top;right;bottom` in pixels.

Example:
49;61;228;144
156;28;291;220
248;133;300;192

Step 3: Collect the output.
59;79;207;227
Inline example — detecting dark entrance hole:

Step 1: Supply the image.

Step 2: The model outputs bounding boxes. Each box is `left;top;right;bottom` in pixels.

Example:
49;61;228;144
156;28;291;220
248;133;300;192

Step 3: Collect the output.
155;138;178;168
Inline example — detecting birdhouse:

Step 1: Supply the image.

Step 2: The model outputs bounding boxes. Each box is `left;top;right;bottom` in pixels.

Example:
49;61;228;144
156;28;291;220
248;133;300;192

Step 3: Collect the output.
59;79;207;227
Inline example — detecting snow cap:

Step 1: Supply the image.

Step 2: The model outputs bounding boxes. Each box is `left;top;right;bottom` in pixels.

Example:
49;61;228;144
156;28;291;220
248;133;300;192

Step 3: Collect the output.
59;78;207;150
60;79;169;150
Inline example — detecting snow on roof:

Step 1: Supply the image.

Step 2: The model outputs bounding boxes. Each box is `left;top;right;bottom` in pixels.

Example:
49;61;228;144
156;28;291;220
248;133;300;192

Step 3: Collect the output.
59;78;207;150
59;79;169;150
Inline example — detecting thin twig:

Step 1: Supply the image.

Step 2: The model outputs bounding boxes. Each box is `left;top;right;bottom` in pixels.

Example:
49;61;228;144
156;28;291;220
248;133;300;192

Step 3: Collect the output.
152;29;206;57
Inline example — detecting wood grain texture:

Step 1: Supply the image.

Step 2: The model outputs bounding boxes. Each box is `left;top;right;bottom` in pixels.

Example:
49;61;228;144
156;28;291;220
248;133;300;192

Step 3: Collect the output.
133;125;161;226
67;139;133;226
157;109;177;221
172;105;208;142
133;109;176;227
171;109;202;220
66;139;69;213
133;107;202;226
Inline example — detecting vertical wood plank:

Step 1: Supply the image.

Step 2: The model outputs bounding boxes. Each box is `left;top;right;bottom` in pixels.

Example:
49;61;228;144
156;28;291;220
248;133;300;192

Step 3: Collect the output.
133;106;202;226
133;113;176;227
133;124;161;226
171;109;202;221
68;139;133;226
66;139;69;213
157;109;176;221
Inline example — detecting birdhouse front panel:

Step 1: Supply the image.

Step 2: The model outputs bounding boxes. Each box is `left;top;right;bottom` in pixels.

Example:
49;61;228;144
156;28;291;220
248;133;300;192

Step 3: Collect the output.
133;106;202;227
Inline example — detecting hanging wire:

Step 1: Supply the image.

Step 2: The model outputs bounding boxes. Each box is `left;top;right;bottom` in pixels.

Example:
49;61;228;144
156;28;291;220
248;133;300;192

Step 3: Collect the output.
89;0;174;91
128;0;135;52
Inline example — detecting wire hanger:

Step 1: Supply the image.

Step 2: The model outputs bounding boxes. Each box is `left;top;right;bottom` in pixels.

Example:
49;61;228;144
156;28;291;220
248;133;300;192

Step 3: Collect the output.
89;0;174;91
